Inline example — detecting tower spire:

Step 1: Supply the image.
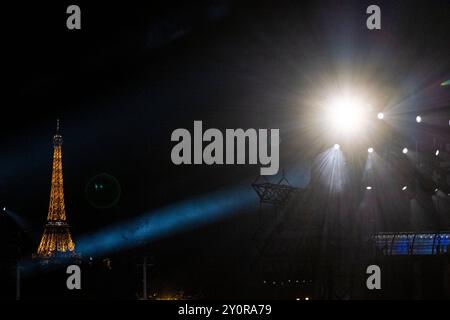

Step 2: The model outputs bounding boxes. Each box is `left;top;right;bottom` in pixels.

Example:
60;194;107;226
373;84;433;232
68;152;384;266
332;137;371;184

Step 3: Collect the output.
56;119;60;134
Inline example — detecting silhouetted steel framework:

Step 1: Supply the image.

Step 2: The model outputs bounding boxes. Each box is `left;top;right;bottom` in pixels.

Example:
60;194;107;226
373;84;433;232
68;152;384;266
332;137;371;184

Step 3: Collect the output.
252;172;299;206
36;120;76;258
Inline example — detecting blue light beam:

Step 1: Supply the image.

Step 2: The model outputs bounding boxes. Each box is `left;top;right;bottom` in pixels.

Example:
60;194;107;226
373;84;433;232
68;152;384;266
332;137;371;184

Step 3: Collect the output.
4;208;32;232
76;185;257;256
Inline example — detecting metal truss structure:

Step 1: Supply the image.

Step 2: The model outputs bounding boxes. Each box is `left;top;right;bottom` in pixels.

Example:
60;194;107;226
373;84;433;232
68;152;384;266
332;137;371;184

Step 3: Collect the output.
252;172;299;206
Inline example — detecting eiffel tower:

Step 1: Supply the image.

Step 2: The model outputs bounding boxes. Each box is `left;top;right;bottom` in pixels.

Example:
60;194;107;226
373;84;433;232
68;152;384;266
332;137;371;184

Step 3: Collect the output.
36;120;76;258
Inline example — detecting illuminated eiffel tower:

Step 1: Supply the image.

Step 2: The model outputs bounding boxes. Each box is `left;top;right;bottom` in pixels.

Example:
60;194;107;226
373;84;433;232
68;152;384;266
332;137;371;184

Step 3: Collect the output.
36;120;76;258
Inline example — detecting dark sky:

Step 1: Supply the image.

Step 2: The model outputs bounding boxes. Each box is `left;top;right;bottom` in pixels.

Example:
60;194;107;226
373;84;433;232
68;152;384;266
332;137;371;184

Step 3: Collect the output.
2;0;450;291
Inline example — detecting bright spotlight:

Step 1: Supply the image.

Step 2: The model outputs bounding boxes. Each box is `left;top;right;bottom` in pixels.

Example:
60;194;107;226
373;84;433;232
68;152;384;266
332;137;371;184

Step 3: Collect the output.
402;147;408;154
325;93;369;134
416;115;422;123
402;186;408;191
333;144;340;150
366;186;372;190
368;147;374;153
435;150;439;156
2;207;5;212
377;112;384;120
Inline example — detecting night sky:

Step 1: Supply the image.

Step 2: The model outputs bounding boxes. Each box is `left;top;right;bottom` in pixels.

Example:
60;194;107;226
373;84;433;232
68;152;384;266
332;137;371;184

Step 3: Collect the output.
2;0;450;298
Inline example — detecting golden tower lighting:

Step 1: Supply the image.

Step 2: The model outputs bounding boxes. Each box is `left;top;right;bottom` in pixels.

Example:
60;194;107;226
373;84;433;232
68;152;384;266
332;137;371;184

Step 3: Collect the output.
36;120;76;258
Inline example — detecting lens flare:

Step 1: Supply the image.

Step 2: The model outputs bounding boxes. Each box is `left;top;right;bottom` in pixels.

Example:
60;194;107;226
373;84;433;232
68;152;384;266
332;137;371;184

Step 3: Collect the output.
325;93;370;135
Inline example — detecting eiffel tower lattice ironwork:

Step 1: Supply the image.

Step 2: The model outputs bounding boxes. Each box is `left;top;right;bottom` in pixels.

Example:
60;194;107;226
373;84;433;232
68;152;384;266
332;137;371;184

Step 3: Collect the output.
36;120;76;258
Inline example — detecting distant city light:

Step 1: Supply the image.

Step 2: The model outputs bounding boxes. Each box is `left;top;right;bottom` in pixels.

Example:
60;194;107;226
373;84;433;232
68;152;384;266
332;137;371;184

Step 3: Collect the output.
368;147;374;153
402;186;408;191
305;297;310;301
366;186;372;190
402;147;408;154
435;150;439;156
296;298;300;301
377;112;384;120
416;115;422;123
2;207;6;212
